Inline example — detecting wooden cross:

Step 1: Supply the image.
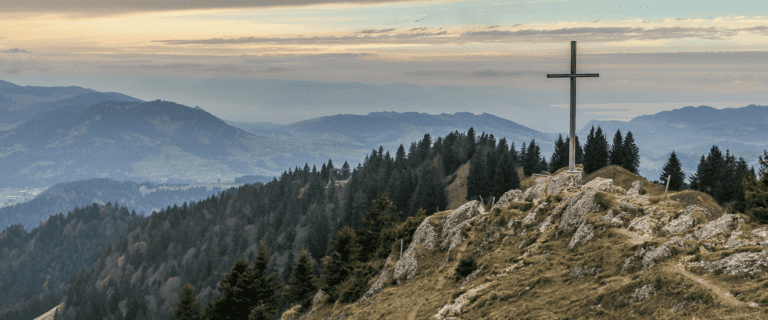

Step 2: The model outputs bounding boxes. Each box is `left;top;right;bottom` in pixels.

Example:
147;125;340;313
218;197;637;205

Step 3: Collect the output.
547;41;599;172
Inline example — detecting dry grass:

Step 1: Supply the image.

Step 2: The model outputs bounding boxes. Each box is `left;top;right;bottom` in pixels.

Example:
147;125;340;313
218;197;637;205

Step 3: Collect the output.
584;165;665;195
446;162;470;211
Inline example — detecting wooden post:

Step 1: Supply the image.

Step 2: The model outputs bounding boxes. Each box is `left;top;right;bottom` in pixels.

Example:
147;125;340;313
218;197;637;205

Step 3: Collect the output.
664;175;672;197
479;195;483;206
400;239;403;258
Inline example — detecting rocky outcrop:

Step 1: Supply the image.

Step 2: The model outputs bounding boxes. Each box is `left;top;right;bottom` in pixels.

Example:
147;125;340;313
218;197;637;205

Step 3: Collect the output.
628;215;659;238
691;250;768;275
441;201;484;251
628;284;655;304
695;214;739;240
359;266;391;305
393;217;436;282
570;265;599;279
522;176;551;201
627;180;643;195
663;209;697;235
568;223;595;250
493;189;522;209
558;188;600;234
433;283;490;319
546;171;581;195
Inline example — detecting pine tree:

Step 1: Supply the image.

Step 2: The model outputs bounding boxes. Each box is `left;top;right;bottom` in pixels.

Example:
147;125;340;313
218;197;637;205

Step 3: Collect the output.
466;127;477;160
622;131;640;173
609;129;624;166
284;248;318;309
492;148;519;199
660;151;685;191
519;142;527;170
172;284;202;320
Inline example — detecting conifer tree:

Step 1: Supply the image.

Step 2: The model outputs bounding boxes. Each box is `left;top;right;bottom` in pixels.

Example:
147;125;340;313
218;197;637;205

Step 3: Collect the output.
744;150;768;221
583;126;597;173
492;149;519;199
172;284;202;320
509;142;518;165
467;149;489;201
466;127;477;160
594;126;609;170
519;142;527;170
284;248;317;309
609;129;624;166
549;134;568;172
523;140;541;176
660;151;685;191
539;156;548;173
564;135;583;165
622;131;640;173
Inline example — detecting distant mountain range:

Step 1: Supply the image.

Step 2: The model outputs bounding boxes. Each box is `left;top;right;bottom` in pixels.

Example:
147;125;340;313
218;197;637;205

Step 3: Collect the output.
0;178;230;232
578;105;768;182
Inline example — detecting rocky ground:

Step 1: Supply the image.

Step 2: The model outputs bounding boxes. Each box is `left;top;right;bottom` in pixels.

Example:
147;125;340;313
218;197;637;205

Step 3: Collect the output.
284;166;768;319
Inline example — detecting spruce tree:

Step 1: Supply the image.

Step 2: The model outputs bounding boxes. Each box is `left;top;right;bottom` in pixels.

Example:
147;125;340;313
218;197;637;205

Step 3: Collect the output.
492;149;519;199
583;126;598;173
285;248;318;309
609;129;624;166
466;127;477;160
594;126;609;170
549;134;568;172
519;142;527;170
172;283;202;320
660;151;685;191
745;150;768;221
523;140;541;176
467;150;489;201
509;142;518;165
622;131;640;173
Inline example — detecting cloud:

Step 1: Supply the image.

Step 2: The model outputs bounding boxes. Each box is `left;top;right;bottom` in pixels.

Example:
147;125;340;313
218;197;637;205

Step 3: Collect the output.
1;48;31;53
410;27;427;31
359;28;395;34
741;25;768;35
153;30;448;46
461;26;744;42
0;0;424;15
262;66;289;73
405;68;528;79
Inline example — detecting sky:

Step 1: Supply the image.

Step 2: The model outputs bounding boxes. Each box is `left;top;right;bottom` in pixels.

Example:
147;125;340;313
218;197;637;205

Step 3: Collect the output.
0;0;766;132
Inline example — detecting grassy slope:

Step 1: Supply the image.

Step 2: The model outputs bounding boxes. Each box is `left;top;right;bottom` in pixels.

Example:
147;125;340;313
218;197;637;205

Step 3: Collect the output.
285;165;768;319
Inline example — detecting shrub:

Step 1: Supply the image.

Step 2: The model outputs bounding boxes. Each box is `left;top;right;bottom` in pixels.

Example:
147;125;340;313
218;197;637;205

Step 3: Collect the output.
454;255;478;281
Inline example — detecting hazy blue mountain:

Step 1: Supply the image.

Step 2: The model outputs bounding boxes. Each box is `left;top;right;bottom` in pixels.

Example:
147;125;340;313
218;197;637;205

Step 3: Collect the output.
0;178;228;232
227;111;557;165
0;81;142;130
577;105;768;183
0;99;311;187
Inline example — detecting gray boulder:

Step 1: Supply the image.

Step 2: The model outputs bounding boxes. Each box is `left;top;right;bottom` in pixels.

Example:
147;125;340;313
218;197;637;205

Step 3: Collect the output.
695;214;738;240
568;223;595;250
627;180;643;195
393;217;436;282
441;201;484;251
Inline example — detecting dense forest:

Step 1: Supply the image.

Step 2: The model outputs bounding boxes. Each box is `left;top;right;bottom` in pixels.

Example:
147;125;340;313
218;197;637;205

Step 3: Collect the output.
0;203;143;320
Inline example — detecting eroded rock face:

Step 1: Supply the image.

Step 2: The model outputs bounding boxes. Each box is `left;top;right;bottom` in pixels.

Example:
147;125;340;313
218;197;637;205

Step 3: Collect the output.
628;215;659;238
568;223;595;250
546;171;582;195
691;250;768;275
359;266;390;305
663;211;696;235
627;180;643;195
695;214;739;240
522;176;551;201
441;201;484;251
628;284;655;304
493;189;522;209
393;217;436;282
558;189;599;234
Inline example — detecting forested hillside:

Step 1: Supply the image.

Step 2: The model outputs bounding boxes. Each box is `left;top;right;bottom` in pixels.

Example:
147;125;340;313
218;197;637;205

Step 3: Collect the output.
0;203;143;320
54;128;536;320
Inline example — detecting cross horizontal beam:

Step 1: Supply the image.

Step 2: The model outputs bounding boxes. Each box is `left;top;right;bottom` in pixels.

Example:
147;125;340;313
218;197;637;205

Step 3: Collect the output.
546;73;599;78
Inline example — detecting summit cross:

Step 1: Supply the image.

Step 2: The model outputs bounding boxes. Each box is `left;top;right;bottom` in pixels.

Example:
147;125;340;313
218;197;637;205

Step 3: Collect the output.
547;41;599;173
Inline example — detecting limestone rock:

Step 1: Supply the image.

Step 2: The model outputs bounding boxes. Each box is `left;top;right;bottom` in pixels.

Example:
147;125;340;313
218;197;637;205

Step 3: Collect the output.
628;284;655;304
433;283;490;319
695;214;738;240
570;265;599;279
599;209;625;226
393;217;436;282
546;170;581;195
663;211;696;235
537;214;554;232
641;245;671;270
627;180;643;195
522;176;551;201
558;189;599;234
691;250;768;275
441;201;484;251
581;177;614;193
568;223;595;250
493;189;522;209
751;228;768;246
359;266;390;304
628;215;658;238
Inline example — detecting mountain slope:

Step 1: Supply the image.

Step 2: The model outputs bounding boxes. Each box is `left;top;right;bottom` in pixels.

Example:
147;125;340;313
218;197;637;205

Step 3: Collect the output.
0;99;299;187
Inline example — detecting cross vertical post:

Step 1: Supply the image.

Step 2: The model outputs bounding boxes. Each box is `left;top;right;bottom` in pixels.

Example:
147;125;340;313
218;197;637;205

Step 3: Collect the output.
547;41;599;172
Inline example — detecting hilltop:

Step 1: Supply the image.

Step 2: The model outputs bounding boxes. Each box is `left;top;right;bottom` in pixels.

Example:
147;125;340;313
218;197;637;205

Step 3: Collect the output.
284;166;767;319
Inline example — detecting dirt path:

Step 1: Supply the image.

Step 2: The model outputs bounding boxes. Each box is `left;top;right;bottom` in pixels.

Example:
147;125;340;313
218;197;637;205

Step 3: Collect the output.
33;303;63;320
662;266;744;307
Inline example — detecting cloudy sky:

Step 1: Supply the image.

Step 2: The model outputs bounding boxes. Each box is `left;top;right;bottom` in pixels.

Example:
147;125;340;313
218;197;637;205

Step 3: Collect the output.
0;0;766;132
